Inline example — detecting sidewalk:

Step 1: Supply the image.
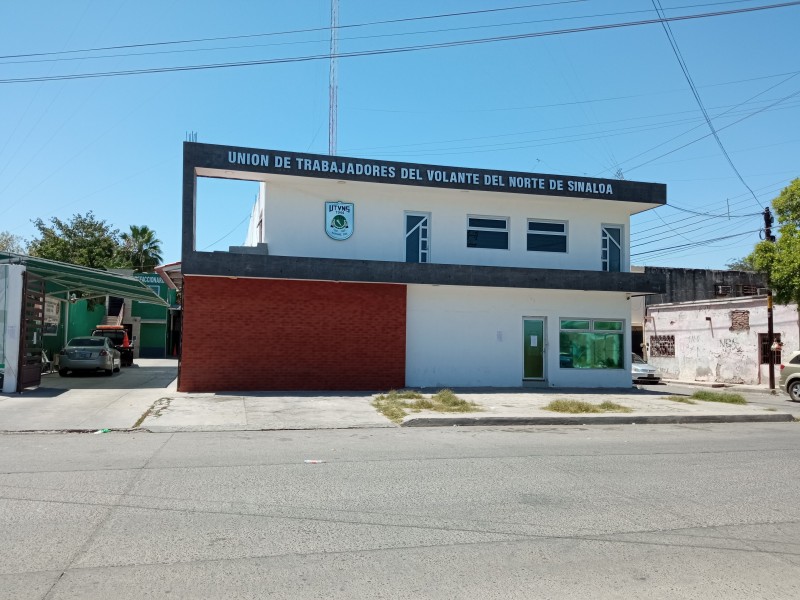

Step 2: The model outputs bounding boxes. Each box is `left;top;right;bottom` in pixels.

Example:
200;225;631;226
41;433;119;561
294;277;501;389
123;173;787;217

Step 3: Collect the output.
0;375;793;432
125;386;794;431
662;378;783;395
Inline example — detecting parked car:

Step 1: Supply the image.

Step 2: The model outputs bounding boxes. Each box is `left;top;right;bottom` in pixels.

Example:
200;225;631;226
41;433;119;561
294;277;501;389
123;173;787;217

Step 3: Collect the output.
58;337;121;376
632;353;661;384
91;326;134;366
779;350;800;401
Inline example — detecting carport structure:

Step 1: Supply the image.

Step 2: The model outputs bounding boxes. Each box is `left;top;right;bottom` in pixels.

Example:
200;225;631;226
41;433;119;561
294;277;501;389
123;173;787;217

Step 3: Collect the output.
0;252;167;392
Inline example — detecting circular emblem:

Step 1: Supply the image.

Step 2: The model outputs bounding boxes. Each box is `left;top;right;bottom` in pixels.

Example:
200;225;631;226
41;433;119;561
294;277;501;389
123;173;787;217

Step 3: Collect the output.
330;214;348;230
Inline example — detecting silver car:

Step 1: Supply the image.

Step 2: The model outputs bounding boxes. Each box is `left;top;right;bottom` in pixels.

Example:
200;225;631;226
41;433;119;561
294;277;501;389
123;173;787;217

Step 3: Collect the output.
632;353;661;384
779;350;800;401
58;336;121;376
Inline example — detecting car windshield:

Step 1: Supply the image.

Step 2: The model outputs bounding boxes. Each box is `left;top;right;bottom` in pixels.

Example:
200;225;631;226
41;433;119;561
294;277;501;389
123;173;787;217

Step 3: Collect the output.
68;338;105;347
632;354;646;364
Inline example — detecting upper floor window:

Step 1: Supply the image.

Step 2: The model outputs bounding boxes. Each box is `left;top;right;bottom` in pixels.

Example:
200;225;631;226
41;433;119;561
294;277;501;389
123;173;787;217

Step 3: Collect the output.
527;220;567;253
405;213;430;263
467;216;509;250
602;225;622;272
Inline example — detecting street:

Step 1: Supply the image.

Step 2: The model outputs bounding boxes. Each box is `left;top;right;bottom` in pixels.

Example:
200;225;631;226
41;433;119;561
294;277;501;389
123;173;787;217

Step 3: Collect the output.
2;423;800;599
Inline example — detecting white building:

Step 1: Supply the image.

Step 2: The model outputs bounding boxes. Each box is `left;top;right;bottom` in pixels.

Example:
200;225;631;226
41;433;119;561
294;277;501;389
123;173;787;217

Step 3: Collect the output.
645;296;799;385
179;142;666;391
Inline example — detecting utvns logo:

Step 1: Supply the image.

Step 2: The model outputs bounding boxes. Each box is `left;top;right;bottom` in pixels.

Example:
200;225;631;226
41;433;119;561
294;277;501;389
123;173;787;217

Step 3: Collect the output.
325;202;354;240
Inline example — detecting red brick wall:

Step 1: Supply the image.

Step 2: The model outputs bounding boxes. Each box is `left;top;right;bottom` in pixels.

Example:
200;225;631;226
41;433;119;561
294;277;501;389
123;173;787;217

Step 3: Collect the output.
179;276;406;391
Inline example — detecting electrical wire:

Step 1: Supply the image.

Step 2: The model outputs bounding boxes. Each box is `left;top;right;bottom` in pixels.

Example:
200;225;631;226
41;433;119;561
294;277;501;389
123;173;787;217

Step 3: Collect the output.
631;228;762;257
0;0;760;66
1;2;798;85
651;0;763;207
0;0;591;60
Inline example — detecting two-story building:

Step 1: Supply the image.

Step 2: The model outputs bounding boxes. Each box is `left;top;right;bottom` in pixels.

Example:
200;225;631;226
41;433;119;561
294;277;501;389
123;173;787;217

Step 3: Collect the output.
177;142;666;392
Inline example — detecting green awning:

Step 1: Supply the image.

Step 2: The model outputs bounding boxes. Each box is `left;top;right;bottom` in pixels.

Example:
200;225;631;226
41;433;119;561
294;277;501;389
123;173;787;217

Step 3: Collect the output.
0;252;168;306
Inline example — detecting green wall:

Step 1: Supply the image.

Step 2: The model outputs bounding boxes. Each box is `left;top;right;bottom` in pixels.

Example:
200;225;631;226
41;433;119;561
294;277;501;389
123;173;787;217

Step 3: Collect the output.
132;273;172;358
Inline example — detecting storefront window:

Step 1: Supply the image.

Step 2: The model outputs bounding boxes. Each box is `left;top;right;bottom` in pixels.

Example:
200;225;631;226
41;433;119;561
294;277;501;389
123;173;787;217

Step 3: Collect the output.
559;319;624;369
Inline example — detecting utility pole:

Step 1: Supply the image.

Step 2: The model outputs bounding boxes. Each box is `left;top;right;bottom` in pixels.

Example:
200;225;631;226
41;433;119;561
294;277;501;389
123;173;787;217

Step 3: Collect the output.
764;207;776;390
328;0;338;156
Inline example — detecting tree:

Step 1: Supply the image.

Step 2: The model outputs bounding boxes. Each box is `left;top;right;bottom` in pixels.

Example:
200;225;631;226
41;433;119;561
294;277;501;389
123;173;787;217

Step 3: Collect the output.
0;230;24;254
120;225;163;273
28;212;120;269
725;256;756;271
746;178;800;307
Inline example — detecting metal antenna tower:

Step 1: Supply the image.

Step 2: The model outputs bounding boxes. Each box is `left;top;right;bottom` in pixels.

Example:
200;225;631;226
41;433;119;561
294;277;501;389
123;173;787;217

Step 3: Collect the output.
328;0;338;156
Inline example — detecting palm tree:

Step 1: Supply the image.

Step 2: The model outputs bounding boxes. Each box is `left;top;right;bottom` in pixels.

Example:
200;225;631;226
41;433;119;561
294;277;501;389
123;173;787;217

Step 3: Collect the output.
121;225;163;273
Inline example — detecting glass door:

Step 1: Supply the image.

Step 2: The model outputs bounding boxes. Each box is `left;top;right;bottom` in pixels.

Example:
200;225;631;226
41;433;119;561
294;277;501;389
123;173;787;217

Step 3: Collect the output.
405;213;430;263
523;319;545;380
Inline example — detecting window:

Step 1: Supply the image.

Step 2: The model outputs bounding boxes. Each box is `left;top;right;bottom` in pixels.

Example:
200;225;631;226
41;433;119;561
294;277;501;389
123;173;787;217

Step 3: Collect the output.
527;220;567;253
467;216;508;249
650;335;675;357
559;319;624;369
601;225;622;272
759;333;782;364
405;213;430;263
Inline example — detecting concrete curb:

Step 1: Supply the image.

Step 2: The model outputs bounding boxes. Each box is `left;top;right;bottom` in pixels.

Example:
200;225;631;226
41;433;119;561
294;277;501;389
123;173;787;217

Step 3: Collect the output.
662;379;783;395
401;413;796;427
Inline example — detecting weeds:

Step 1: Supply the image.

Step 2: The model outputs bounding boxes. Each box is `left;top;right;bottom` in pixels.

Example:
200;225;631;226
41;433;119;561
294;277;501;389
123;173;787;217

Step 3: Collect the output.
665;395;697;404
372;389;480;423
691;390;747;405
544;399;632;414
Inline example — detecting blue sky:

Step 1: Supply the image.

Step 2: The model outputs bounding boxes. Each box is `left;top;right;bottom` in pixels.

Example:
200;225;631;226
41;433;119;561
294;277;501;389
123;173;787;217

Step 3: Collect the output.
1;0;798;268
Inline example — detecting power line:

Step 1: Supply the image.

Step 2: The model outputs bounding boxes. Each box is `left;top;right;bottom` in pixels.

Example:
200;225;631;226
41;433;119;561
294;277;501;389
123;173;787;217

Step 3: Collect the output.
0;0;757;66
631;228;762;257
2;2;799;85
624;86;800;173
651;0;763;207
0;0;591;60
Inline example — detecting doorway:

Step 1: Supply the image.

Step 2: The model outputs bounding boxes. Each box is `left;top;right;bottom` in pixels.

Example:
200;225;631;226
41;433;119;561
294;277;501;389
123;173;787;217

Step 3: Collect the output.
523;318;545;380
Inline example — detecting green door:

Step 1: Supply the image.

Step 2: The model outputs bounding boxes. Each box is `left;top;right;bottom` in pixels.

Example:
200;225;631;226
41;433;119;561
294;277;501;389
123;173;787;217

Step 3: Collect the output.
523;319;545;379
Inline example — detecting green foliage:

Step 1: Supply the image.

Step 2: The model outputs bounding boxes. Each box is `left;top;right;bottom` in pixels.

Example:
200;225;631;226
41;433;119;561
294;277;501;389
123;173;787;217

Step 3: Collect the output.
372;389;480;423
120;225;164;273
725;256;755;271
543;399;632;413
28;212;120;269
0;230;24;253
665;395;696;404
745;179;800;306
690;390;747;405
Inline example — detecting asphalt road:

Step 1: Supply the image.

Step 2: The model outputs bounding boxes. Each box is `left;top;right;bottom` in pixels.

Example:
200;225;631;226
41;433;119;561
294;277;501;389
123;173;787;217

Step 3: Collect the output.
2;423;800;599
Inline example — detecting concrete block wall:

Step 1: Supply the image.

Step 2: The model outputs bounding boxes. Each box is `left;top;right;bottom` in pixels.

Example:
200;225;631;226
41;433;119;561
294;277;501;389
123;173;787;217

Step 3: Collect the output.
179;276;406;391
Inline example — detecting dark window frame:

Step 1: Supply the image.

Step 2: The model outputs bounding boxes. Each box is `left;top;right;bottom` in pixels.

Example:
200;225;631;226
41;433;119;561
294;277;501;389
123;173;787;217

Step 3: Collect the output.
527;219;568;253
466;215;509;250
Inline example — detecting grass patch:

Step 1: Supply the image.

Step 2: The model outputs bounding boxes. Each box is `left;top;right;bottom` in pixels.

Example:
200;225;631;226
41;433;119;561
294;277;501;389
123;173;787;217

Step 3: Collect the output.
598;401;633;413
665;395;697;404
690;390;747;405
544;399;632;414
372;389;480;423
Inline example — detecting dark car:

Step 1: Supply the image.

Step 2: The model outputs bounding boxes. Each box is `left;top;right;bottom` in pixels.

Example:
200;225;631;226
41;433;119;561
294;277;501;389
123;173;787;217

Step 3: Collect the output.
59;337;121;376
91;326;134;366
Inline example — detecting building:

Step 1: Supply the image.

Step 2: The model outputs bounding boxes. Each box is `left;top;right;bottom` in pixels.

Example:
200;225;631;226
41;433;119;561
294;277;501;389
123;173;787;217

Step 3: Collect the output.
630;267;768;357
638;268;798;385
0;254;165;392
177;142;667;392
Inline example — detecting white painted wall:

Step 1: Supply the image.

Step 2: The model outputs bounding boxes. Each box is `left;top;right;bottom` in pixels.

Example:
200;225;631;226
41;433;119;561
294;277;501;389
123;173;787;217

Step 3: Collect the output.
247;177;641;271
644;297;800;384
1;264;25;393
406;284;632;388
